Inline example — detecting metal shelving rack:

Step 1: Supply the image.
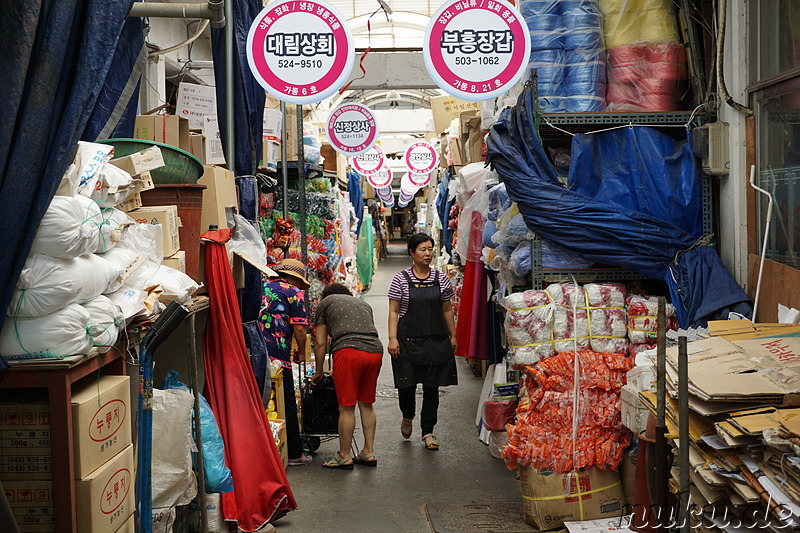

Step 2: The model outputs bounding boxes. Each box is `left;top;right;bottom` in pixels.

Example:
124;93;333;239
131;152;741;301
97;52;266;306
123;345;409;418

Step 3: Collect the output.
527;80;715;288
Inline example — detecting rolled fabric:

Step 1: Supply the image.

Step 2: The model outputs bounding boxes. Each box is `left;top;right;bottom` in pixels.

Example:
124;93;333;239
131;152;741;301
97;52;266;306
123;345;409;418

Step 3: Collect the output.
560;0;602;14
528;55;566;87
539;96;566;113
599;0;679;48
520;0;561;16
565;95;606;112
528;29;564;51
563;12;604;50
525;13;562;32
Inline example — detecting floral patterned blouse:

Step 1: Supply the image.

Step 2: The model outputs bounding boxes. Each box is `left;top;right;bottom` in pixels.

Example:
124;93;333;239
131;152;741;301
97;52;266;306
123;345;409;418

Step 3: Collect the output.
259;279;308;368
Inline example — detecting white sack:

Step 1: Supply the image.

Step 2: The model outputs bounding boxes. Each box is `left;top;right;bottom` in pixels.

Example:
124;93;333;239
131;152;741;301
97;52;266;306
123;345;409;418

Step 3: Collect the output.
81;295;124;353
107;284;149;320
57;141;113;197
9;254;124;318
29;196;103;259
91;163;134;206
152;388;197;509
95;206;135;253
0;304;93;357
109;224;163;290
152;266;200;304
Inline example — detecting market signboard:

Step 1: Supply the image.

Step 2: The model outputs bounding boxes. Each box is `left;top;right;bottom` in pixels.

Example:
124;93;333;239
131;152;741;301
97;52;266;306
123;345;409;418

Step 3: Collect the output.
367;163;393;189
423;0;531;101
352;144;386;176
246;0;354;104
404;141;438;175
326;103;378;156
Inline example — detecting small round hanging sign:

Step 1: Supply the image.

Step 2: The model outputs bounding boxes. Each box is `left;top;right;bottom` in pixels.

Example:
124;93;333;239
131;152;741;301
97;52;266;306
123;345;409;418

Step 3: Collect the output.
326;103;378;156
404;141;439;175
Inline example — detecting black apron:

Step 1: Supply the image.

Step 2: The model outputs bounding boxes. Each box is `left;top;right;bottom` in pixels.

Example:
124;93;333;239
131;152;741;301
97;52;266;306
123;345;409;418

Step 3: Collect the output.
391;270;458;389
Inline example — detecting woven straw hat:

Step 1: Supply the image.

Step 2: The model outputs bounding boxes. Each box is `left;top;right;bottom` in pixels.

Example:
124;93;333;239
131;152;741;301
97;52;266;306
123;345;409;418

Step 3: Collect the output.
273;258;310;289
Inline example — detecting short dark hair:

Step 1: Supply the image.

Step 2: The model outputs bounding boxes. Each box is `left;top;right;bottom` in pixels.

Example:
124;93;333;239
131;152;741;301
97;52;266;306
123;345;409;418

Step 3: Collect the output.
407;233;434;254
322;283;352;299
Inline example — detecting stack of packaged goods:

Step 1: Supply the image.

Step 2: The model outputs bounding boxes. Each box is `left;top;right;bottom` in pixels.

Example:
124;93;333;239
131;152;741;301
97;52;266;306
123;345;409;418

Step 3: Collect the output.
522;0;607;112
502;282;629;368
598;0;688;111
625;293;678;355
504;349;632;529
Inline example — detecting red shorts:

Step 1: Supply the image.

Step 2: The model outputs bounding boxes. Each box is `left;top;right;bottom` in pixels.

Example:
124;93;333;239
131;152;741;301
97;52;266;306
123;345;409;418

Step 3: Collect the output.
333;347;383;406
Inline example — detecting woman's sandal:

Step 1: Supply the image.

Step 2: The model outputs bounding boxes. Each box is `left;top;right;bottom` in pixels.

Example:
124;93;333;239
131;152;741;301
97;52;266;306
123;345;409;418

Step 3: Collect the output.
401;418;413;439
353;451;378;467
322;452;354;470
422;433;440;450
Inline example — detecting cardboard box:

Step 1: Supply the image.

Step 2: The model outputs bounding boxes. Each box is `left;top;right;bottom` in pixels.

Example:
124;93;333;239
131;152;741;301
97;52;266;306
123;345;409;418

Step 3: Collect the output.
519;466;626;530
265;98;312;161
108;146;165;177
117;192;142;213
76;444;135;533
460;112;485;163
129;205;181;257
448;137;465;166
260;140;280;172
430;95;481;133
135;115;191;153
115;514;135;533
188;132;207;164
133;171;155;193
197;165;238;232
71;376;132;479
274;419;288;468
0;401;51;481
270;368;286;421
162;250;186;273
3;480;54;532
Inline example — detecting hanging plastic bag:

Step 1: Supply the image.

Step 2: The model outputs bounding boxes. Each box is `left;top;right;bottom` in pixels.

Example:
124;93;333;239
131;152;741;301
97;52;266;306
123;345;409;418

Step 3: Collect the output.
161;371;234;494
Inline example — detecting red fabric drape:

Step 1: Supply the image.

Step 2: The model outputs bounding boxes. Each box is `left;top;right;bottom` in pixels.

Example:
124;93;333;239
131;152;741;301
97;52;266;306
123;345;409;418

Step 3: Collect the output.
201;229;296;530
455;211;489;359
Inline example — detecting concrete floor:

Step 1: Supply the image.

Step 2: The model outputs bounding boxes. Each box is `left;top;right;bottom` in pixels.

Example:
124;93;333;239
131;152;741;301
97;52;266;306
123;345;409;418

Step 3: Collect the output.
274;244;520;533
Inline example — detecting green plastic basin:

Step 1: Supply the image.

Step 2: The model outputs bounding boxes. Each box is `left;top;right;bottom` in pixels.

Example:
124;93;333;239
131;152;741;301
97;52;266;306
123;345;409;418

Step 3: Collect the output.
100;138;205;184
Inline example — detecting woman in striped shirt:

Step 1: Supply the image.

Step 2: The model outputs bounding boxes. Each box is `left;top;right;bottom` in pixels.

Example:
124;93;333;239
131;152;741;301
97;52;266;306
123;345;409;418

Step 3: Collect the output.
387;233;458;450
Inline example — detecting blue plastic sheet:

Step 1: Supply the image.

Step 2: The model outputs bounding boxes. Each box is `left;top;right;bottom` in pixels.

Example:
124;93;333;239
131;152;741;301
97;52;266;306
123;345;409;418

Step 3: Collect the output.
568;127;703;238
348;170;365;237
485;86;751;326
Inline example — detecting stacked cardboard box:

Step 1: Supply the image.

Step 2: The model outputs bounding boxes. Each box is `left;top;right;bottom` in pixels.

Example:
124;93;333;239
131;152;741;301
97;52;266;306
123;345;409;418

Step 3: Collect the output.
197;165;238;233
1;376;134;533
129;205;181;257
638;328;800;531
134;115;191;153
107;146;162;213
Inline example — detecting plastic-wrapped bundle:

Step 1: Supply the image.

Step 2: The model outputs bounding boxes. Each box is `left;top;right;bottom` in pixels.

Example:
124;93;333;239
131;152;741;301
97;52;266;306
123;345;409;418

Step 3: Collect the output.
504;350;633;472
584;283;628;353
626;294;678;344
522;0;599;16
0;304;94;357
598;0;679;49
525;16;563;51
546;283;591;353
483;220;499;249
487;183;511;222
483;399;518;431
509;241;532;278
541;239;593;269
9;254;124;318
565;49;607;112
563;11;604;50
528;49;566;88
606;41;687;112
502;290;556;367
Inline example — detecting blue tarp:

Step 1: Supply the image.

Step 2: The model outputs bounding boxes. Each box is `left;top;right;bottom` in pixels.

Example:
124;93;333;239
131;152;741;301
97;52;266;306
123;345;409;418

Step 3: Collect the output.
485;86;751;327
348;170;365;236
0;0;139;371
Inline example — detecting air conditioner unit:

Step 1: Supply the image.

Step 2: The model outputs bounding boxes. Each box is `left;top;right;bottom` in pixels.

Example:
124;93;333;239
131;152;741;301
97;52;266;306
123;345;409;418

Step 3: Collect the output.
691;122;730;175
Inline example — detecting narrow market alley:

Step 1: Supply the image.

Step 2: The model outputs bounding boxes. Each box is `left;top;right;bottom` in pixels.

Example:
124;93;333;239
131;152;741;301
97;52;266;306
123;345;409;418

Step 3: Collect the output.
277;244;522;533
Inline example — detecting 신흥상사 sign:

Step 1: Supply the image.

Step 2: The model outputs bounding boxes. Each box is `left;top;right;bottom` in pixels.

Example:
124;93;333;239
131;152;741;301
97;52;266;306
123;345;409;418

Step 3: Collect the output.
352;144;386;176
246;0;354;104
423;0;530;101
327;103;378;156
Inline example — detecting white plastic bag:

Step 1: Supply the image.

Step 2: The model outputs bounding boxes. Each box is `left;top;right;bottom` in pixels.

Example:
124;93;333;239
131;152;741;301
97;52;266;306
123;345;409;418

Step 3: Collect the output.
107;284;150;320
81;295;124;353
0;304;93;357
104;224;163;291
9;254;124;318
152;388;197;520
226;214;267;269
152;266;200;304
29;196;102;259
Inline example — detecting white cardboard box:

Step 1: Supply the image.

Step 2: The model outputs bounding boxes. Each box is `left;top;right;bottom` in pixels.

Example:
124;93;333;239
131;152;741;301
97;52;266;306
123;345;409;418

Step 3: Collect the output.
129;205;181;257
76;444;135;533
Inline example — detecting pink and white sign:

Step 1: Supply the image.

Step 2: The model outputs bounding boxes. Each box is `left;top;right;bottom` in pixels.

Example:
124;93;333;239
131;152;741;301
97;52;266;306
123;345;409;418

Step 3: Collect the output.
423;0;530;101
404;141;438;175
400;173;422;196
352;144;385;176
326;103;378;156
367;164;393;189
246;0;354;104
408;172;431;187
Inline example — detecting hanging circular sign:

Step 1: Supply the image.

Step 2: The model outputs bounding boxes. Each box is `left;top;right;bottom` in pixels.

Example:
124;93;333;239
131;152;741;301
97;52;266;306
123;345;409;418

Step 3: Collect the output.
400;173;421;195
352;144;385;176
408;172;431;188
423;0;530;101
326;103;378;156
246;0;354;104
367;164;393;189
404;141;439;175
